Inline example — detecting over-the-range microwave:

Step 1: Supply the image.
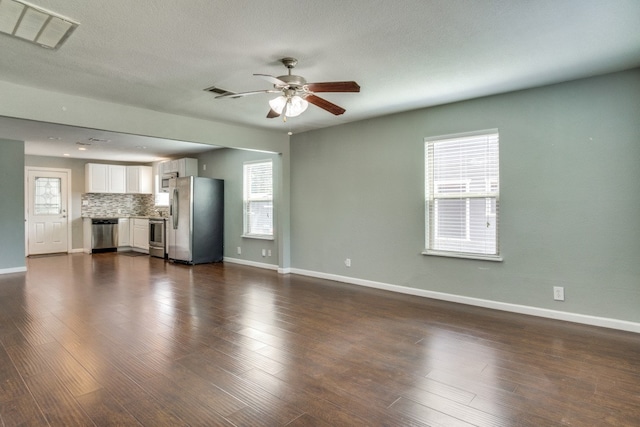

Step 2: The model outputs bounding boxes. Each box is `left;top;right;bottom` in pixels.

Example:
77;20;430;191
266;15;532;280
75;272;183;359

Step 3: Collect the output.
160;172;178;192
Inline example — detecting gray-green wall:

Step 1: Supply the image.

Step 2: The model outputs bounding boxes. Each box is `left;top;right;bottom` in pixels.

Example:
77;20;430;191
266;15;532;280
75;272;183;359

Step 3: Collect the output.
290;69;640;323
0;139;25;270
196;148;281;266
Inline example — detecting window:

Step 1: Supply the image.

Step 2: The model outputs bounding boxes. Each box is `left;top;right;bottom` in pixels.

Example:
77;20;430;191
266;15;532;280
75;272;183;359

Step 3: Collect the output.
424;131;501;260
243;160;273;238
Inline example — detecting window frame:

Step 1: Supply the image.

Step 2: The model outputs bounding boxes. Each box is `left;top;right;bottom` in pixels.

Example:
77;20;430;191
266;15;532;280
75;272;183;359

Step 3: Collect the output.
242;159;274;240
423;130;502;261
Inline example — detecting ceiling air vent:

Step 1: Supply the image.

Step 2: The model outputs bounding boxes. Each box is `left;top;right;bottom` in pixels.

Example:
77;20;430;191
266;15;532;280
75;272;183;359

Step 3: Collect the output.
0;0;79;49
204;86;236;96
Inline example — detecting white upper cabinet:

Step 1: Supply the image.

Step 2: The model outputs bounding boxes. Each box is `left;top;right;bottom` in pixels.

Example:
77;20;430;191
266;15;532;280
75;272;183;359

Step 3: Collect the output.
161;160;178;174
86;163;152;194
109;165;126;193
126;166;152;194
85;163;108;192
86;163;126;193
160;158;198;177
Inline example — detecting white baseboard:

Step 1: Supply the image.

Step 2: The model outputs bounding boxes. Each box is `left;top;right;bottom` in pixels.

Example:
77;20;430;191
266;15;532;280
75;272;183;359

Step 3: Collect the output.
288;268;640;334
223;257;279;271
0;266;27;275
69;248;84;254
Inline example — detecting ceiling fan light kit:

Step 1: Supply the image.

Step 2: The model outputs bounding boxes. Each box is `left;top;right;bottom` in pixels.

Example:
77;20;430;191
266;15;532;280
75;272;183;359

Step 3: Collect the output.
268;94;309;120
212;57;360;121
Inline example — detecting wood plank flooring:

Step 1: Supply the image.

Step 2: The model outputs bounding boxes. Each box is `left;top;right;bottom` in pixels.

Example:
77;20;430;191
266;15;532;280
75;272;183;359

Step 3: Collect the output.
0;253;639;426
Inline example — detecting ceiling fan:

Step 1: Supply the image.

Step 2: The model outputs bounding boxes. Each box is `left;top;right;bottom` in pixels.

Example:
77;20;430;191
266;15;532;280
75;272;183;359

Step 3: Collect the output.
211;57;360;121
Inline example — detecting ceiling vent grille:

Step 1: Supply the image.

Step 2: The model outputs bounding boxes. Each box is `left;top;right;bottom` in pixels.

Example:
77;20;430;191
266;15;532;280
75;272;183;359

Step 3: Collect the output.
204;86;236;96
0;0;79;49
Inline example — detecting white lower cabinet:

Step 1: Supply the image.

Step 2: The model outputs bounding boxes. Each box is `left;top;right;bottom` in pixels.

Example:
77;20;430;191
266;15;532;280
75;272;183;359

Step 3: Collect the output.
132;218;149;251
83;218;92;253
118;218;130;247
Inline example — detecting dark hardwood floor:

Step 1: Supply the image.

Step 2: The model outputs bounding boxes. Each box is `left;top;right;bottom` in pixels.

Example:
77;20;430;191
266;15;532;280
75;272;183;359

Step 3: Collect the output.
1;253;639;426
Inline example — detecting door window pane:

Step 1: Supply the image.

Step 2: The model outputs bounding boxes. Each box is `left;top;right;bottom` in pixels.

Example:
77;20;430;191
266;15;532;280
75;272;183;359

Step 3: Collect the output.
34;177;62;215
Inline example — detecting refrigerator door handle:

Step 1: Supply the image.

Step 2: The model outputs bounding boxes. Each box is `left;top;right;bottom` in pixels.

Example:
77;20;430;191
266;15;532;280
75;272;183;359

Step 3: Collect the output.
172;188;179;230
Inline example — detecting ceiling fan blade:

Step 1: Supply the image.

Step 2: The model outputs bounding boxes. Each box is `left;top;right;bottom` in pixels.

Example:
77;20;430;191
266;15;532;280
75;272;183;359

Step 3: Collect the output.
266;108;280;118
306;81;360;93
305;94;346;115
254;74;288;86
215;89;280;99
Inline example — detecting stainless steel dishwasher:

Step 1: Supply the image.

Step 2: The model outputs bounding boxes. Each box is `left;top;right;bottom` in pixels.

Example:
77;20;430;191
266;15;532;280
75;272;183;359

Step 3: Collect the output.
91;218;118;252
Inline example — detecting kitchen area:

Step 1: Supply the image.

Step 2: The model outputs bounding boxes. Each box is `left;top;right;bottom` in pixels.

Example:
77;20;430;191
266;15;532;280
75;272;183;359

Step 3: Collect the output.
81;157;224;264
23;143;279;271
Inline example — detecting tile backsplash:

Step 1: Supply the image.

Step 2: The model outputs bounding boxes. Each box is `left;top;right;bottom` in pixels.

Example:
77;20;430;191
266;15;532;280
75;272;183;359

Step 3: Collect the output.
81;193;169;218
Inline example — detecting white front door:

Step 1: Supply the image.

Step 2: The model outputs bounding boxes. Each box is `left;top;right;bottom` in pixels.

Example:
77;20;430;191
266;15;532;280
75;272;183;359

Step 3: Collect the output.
26;168;70;255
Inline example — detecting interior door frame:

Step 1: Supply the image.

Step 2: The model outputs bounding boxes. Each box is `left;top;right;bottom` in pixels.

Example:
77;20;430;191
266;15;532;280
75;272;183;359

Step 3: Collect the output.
24;166;73;256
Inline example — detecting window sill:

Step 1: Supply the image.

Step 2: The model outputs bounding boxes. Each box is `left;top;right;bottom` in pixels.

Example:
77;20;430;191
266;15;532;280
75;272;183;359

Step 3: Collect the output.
242;234;274;241
422;250;503;262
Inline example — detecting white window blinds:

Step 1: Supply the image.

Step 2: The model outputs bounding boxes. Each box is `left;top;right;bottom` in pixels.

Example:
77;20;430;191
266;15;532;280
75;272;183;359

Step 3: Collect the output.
425;131;500;259
243;160;273;238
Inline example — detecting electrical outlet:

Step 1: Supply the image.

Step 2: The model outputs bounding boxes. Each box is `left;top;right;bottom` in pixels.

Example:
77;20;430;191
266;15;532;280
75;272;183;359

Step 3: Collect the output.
553;286;565;301
262;249;266;257
345;258;351;267
203;164;206;171
268;249;272;256
237;247;241;255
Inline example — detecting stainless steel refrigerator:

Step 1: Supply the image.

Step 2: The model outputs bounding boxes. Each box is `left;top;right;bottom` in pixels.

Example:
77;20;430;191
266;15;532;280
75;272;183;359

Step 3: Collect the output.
168;176;224;264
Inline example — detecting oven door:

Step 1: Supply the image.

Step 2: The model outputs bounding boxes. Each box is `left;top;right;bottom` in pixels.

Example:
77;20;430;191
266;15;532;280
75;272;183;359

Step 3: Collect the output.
148;220;166;258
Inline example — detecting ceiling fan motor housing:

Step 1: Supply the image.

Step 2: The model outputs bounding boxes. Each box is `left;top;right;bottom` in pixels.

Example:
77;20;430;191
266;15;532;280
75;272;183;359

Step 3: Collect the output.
276;74;307;89
274;57;308;90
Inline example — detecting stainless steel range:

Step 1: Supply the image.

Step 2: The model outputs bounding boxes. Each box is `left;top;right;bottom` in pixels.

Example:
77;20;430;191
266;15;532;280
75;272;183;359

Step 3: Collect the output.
148;218;166;258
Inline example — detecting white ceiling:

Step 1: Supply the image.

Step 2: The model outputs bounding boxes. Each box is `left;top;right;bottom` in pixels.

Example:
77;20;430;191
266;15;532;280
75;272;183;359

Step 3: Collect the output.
2;0;640;161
